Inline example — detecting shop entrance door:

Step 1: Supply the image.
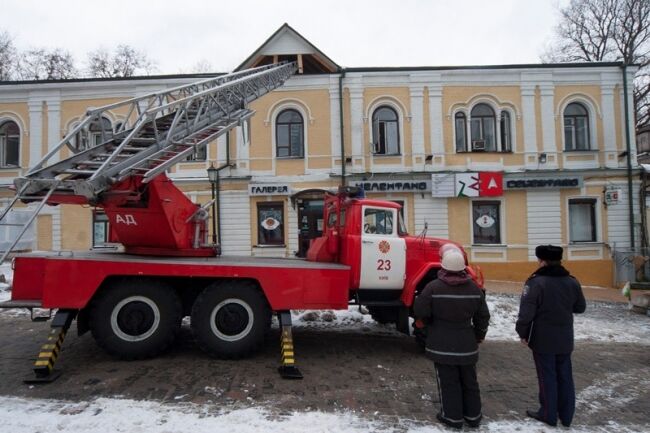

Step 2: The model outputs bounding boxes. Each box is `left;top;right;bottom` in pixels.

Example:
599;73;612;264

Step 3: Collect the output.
297;199;324;257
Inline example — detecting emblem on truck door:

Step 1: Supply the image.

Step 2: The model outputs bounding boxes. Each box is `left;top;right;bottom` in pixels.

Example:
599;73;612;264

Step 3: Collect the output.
378;240;391;254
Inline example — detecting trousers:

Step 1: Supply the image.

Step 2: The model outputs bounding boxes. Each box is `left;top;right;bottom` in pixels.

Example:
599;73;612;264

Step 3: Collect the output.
532;351;576;426
434;362;482;427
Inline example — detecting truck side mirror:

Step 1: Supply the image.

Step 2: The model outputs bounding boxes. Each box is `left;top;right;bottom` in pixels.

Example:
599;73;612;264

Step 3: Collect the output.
327;230;340;255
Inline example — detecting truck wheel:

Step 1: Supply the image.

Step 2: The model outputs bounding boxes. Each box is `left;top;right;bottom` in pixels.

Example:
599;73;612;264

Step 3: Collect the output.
89;280;182;360
191;281;270;359
368;306;398;324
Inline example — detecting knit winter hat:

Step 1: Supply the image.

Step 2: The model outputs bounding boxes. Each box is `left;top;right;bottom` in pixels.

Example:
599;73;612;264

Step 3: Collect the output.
441;249;466;272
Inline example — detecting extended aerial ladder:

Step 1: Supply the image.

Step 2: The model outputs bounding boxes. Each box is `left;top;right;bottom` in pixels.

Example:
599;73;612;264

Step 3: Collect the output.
0;62;297;263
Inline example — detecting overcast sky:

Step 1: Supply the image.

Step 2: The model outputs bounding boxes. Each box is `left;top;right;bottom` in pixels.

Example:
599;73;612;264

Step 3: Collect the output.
4;0;569;74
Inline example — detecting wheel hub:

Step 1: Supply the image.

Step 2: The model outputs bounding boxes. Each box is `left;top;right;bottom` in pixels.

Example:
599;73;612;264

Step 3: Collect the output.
110;296;161;342
210;299;254;342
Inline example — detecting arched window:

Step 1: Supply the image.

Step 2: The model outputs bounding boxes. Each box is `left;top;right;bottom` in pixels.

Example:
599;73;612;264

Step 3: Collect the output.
0;121;20;167
500;111;512;152
276;109;304;158
470;104;496;151
372;106;400;155
74;117;113;152
564;102;590;150
455;112;467;152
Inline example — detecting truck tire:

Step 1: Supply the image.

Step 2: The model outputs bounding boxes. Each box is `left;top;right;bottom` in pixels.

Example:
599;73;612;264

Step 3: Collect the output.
191;280;270;359
368;306;398;324
89;279;182;360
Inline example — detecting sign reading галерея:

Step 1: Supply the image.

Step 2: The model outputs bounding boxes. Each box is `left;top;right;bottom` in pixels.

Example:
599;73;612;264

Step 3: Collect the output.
350;180;431;192
248;184;291;196
504;176;583;189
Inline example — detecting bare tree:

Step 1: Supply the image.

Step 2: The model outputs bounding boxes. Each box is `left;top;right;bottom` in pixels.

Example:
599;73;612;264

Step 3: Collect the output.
87;45;157;78
16;48;77;80
0;30;17;80
544;0;650;127
190;59;214;74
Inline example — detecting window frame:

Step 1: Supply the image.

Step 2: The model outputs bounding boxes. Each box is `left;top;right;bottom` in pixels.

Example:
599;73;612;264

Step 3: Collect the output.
371;105;401;156
0;120;20;168
257;201;285;246
455;112;467;152
471;199;502;245
275;108;304;159
568;197;598;243
363;206;396;236
470;104;497;152
563;102;591;151
92;210;111;248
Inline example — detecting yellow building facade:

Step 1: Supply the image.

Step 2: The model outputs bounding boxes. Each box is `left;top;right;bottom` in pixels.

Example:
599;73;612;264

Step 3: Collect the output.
0;24;640;287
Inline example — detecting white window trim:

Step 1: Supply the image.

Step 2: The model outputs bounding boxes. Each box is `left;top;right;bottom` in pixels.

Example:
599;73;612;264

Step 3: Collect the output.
469;197;506;246
269;101;310;175
365;97;407;171
558;96;600;152
0;114;25;169
452;103;517;154
566;195;601;244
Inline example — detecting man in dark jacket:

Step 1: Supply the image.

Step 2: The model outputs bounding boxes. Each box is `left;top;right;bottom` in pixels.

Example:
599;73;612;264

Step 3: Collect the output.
414;245;490;429
516;244;586;428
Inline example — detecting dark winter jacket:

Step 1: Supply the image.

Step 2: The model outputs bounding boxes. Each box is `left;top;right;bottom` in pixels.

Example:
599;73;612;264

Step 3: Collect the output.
414;271;490;365
515;264;586;354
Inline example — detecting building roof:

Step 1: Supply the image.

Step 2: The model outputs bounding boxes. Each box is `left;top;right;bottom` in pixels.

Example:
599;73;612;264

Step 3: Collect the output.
235;23;340;73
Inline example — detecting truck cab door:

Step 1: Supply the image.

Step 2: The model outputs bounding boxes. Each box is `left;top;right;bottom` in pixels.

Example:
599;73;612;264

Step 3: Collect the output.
359;206;406;289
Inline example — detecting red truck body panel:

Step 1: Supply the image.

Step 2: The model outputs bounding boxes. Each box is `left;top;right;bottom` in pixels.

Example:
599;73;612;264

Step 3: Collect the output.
11;252;351;311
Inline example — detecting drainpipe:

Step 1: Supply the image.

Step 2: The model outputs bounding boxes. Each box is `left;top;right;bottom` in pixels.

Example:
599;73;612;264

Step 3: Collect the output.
338;68;347;187
622;64;635;249
213;133;234;249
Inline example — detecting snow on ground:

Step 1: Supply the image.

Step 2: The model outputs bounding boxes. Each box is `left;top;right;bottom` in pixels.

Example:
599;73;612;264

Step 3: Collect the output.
486;293;650;344
0;262;12;303
0;395;646;433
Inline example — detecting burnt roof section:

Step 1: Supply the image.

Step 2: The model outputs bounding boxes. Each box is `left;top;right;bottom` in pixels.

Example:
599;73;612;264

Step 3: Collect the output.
235;23;340;73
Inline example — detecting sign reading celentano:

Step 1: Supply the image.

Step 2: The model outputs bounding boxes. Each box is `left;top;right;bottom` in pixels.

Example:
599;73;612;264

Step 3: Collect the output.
504;176;583;189
350;180;432;192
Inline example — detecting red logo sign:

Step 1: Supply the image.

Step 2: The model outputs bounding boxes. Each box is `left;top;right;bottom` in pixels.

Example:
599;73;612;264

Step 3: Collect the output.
378;240;391;254
478;172;503;197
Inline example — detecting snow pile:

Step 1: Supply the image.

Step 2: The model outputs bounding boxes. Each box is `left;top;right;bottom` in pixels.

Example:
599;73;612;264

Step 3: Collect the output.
0;262;12;303
0;395;646;433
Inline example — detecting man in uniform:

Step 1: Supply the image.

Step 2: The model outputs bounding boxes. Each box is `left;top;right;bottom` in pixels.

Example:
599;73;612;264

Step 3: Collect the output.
516;244;586;427
414;245;490;429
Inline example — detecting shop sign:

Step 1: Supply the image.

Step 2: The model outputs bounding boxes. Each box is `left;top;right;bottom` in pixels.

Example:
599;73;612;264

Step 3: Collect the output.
605;187;622;206
350;180;431;193
504;176;582;190
432;172;503;198
248;183;291;196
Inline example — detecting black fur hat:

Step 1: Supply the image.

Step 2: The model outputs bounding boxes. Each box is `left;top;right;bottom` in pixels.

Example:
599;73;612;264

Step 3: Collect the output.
535;244;563;261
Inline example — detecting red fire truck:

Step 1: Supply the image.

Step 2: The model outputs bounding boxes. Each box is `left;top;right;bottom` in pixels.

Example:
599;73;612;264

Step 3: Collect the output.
0;62;482;381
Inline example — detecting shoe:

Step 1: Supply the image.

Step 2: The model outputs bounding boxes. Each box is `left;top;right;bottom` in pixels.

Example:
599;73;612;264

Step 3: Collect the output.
526;409;557;427
561;421;572;428
436;413;463;430
464;414;482;428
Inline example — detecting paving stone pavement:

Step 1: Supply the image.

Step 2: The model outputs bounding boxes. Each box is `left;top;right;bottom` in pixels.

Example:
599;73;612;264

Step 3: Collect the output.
0;303;648;430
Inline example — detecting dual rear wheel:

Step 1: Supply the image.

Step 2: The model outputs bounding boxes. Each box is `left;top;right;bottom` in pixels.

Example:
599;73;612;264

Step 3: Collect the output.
89;279;270;360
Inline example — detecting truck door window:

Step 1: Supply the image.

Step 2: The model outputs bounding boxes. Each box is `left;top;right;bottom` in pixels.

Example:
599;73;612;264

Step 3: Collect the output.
364;208;394;235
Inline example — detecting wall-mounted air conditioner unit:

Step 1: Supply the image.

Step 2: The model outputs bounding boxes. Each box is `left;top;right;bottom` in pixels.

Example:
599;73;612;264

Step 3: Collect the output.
472;140;486;151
